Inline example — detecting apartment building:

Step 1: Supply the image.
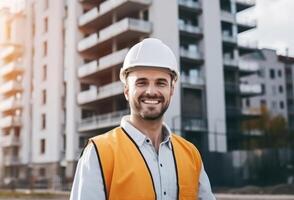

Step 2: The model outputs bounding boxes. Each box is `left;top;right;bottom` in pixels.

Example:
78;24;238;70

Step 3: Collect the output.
242;49;288;119
279;54;294;131
0;0;260;187
63;0;259;180
242;49;294;131
0;5;31;187
23;0;66;188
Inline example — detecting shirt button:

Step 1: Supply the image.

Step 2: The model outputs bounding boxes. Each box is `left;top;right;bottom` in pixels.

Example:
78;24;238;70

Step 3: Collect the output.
146;139;150;143
160;163;163;167
163;191;166;195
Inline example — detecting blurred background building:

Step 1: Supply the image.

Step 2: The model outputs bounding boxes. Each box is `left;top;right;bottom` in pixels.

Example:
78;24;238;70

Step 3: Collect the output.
0;0;293;189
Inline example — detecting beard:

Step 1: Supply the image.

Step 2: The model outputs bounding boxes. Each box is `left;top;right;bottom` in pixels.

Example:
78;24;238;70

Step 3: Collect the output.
130;94;170;121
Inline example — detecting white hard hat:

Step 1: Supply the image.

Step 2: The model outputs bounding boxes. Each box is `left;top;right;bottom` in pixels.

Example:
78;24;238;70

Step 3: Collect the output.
120;38;179;84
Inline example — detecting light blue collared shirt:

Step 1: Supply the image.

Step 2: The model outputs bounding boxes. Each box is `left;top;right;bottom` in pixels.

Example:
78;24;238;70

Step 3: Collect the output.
70;116;216;200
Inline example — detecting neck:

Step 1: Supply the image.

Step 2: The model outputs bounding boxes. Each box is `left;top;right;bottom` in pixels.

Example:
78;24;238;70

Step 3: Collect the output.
129;114;163;152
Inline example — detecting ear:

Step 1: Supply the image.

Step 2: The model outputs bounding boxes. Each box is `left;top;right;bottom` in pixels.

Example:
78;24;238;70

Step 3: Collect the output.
124;83;129;101
170;82;175;96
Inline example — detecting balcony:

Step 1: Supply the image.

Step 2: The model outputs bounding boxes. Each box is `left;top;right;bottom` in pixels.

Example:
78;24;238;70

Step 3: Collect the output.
220;10;235;23
178;0;202;13
0;116;21;129
79;0;101;10
182;117;206;132
178;21;202;38
0;45;22;60
0;97;22;112
242;107;261;118
235;0;255;12
1;134;20;147
0;61;24;79
237;18;257;33
223;55;238;67
78;48;128;83
78;81;124;105
3;155;20;166
79;0;152;33
238;40;258;55
78;18;152;59
239;59;259;76
222;31;237;45
78;109;129;132
181;74;204;89
240;83;262;97
0;80;22;96
180;46;203;63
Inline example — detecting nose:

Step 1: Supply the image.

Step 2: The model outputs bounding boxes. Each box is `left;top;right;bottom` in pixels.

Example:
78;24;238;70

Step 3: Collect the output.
145;84;156;95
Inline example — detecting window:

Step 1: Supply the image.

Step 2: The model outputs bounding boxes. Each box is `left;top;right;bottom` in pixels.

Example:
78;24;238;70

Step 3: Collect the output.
279;85;284;93
42;90;46;104
245;98;250;107
278;69;282;77
272;101;277;110
280;101;284;109
258;67;265;78
40;139;46;154
270;69;275;79
44;17;48;33
41;113;46;129
43;64;47;81
261;84;266;94
260;99;266;106
39;168;46;177
43;41;47;57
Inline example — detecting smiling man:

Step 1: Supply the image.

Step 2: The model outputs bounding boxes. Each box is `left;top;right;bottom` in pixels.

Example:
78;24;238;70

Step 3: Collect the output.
70;38;216;200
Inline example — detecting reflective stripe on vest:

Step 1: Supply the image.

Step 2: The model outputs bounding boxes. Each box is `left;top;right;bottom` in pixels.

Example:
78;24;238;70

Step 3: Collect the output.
90;127;202;200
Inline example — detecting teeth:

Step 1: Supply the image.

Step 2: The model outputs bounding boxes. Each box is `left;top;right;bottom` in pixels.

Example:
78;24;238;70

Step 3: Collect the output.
143;100;159;104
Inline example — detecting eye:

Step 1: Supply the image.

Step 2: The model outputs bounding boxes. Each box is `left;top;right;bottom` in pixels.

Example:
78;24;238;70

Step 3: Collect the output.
157;81;168;87
136;81;146;87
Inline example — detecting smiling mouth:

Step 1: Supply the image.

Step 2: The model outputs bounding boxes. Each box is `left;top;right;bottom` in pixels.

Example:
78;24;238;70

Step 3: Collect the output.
141;99;161;105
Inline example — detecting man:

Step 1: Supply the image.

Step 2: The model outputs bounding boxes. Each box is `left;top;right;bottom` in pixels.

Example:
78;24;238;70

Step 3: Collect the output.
70;38;216;200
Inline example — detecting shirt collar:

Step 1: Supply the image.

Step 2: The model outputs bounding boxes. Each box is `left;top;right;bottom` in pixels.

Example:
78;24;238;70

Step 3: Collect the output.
120;115;172;149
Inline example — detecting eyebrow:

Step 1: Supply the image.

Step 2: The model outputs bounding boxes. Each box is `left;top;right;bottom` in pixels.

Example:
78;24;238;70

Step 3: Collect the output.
135;78;169;83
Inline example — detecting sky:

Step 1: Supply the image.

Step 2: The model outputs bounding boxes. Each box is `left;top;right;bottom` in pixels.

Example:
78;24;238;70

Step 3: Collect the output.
239;0;294;56
0;0;293;56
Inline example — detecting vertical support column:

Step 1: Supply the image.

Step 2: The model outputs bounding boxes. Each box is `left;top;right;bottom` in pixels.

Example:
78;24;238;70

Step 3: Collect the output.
202;0;227;152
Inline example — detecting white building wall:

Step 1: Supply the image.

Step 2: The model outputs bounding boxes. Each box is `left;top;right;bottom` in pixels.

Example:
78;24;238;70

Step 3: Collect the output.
202;0;227;152
31;0;65;163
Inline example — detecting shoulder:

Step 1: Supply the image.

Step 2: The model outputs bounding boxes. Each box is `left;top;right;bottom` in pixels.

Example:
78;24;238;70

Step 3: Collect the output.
171;133;202;159
90;127;123;143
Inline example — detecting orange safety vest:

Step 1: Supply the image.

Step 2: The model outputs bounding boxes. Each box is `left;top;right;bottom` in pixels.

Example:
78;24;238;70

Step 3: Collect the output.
90;127;202;200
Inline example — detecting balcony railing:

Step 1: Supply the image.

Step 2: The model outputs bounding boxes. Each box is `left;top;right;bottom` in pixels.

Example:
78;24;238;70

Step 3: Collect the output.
179;22;201;35
220;10;235;23
0;80;23;95
78;48;128;78
238;40;258;49
182;117;206;131
240;83;262;96
0;96;22;112
1;134;20;147
222;31;237;43
235;0;255;6
242;107;261;116
239;59;259;74
78;18;152;53
181;74;204;87
78;109;129;131
0;116;21;129
79;0;152;31
0;61;24;78
3;156;20;166
78;81;124;104
223;55;238;67
0;46;22;60
180;47;202;60
178;0;201;10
